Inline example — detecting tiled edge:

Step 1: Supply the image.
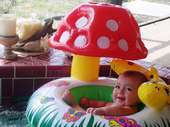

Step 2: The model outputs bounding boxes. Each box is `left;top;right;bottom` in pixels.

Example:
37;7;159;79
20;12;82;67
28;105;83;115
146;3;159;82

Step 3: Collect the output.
47;65;113;78
33;77;56;91
0;66;14;78
1;79;13;97
15;66;46;78
1;78;13;106
47;65;71;77
0;77;58;106
13;78;34;97
0;60;170;106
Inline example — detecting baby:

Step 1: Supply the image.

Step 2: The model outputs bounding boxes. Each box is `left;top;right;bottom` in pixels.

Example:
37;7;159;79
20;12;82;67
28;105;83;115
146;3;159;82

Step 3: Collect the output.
87;71;147;116
63;71;147;116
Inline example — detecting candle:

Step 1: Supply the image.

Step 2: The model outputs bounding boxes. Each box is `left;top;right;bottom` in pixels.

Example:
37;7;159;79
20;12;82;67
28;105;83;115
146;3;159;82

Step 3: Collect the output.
0;14;16;37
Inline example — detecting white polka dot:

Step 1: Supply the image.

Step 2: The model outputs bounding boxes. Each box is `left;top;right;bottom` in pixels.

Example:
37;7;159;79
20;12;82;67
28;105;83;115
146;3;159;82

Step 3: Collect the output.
136;41;142;51
59;31;70;44
75;16;88;29
74;35;87;48
97;36;110;49
106;19;118;32
118;39;128;51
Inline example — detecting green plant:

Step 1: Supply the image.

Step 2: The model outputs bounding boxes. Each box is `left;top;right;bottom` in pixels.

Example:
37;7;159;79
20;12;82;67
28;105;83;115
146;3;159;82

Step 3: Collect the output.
0;0;16;13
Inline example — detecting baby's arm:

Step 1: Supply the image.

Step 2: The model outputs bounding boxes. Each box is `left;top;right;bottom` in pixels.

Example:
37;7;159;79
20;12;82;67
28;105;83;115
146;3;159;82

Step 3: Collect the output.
87;105;138;116
62;90;84;111
62;90;76;106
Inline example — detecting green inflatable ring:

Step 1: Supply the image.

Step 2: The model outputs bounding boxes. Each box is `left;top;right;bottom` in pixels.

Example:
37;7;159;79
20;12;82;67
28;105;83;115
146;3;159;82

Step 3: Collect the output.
26;77;170;127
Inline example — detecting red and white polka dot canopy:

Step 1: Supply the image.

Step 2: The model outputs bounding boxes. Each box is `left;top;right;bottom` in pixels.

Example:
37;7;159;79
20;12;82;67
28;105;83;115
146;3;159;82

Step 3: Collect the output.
49;2;148;60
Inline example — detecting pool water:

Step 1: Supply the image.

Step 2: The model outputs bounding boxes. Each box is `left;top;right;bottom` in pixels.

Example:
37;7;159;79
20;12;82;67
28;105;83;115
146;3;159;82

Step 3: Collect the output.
0;109;28;127
0;100;29;127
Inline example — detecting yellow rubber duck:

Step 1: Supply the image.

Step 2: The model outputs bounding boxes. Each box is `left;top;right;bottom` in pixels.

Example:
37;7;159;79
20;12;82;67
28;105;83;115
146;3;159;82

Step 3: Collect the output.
138;66;170;111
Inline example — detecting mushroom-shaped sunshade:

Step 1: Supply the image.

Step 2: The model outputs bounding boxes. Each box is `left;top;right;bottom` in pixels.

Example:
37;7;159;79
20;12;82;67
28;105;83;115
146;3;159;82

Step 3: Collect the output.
49;2;148;82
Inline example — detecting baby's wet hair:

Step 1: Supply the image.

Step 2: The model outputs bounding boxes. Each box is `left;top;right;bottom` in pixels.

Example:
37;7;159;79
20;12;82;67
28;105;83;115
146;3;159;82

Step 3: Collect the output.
121;71;148;84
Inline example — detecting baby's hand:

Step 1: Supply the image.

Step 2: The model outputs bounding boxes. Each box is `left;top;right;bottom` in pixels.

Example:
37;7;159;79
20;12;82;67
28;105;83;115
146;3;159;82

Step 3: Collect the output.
86;107;96;114
87;107;106;115
62;90;75;105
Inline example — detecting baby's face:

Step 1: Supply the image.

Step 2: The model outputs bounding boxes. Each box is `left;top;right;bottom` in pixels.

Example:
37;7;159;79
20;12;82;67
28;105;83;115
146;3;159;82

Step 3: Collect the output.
112;75;141;106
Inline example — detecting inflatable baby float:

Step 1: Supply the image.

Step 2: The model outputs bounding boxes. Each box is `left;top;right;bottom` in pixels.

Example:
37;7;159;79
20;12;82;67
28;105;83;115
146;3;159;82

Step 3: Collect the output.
26;2;170;127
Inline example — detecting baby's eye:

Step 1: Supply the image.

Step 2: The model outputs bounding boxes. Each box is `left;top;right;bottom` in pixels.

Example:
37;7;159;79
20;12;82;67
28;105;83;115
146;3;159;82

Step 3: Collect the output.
127;87;132;91
114;85;120;89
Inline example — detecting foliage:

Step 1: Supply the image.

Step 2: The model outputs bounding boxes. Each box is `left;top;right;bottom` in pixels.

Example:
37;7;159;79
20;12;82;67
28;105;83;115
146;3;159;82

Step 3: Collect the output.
0;0;16;13
1;0;123;19
7;0;88;19
1;0;168;22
